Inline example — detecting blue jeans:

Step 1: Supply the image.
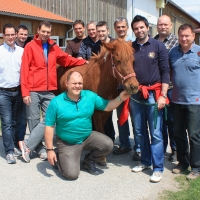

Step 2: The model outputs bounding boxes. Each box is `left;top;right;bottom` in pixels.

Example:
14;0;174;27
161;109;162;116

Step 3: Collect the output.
162;89;176;152
130;91;164;172
172;103;200;172
0;89;22;154
18;103;27;141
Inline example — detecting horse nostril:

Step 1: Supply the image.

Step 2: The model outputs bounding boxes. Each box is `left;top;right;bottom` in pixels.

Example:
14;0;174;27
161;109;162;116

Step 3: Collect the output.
130;84;134;90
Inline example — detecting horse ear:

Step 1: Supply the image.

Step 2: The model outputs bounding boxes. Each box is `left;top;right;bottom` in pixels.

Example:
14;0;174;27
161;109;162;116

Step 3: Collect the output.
102;41;114;51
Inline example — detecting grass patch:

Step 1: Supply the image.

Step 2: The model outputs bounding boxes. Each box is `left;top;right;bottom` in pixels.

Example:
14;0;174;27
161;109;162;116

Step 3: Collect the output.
160;173;200;200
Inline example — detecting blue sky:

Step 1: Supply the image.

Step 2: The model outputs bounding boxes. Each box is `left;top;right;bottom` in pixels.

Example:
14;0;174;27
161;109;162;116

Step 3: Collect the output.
172;0;200;22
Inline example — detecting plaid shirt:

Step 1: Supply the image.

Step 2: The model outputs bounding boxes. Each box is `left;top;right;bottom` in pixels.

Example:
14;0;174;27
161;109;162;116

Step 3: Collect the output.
154;33;178;89
154;33;179;52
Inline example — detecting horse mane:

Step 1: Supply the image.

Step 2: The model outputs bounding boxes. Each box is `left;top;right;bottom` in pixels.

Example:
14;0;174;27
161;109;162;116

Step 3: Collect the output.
90;38;134;63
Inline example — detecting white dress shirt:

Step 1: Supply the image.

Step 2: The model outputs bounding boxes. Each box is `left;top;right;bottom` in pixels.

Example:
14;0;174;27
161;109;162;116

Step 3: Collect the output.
0;42;24;88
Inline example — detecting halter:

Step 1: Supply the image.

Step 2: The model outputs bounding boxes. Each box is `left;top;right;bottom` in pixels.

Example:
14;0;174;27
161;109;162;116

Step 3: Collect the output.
111;53;136;84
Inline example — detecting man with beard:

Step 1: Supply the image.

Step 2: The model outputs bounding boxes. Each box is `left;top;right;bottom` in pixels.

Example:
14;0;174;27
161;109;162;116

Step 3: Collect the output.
130;15;169;183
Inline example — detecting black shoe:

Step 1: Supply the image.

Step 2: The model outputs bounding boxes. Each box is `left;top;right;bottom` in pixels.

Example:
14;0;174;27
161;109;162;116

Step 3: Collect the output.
169;150;177;162
132;151;141;161
113;147;132;155
82;157;100;175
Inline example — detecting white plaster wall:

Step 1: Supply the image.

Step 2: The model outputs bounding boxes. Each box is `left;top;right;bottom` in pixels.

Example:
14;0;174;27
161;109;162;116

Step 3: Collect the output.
127;0;159;37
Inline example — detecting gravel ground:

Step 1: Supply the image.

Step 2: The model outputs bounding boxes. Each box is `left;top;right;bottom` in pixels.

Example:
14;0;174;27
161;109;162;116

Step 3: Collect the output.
0;110;180;200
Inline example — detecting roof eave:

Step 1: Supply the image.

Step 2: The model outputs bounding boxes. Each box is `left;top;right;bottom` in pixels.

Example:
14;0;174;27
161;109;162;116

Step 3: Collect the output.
166;0;200;24
0;11;73;25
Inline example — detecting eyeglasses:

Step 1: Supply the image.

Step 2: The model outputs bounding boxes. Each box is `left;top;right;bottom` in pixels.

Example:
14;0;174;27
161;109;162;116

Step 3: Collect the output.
4;34;16;37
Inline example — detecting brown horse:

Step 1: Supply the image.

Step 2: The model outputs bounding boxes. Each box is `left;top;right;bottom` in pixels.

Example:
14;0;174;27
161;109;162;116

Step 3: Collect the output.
57;39;139;133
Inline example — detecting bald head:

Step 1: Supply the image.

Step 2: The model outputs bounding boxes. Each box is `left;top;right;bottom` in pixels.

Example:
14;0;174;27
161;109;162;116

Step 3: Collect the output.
157;15;172;37
67;71;83;82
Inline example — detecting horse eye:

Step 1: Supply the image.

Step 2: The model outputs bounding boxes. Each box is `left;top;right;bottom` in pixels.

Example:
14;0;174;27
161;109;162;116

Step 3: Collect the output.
116;60;121;63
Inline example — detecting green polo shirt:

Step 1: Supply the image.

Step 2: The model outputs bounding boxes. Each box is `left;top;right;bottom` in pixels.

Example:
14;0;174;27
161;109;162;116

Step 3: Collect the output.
45;90;109;144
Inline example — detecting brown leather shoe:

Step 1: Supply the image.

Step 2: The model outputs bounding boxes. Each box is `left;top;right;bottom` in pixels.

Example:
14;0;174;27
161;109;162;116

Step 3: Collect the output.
172;163;188;174
113;147;132;155
97;156;107;166
186;171;200;180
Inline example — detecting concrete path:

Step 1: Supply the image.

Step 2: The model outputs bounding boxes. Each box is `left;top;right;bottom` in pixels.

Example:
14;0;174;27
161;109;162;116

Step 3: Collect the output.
0;110;180;200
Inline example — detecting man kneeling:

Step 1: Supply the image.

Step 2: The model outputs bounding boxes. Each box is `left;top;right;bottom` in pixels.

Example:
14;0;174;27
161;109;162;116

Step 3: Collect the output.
45;71;130;180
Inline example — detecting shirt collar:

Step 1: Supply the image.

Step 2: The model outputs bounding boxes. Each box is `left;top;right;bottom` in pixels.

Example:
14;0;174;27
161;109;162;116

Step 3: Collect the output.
64;90;85;101
3;42;16;51
178;42;195;53
135;35;151;46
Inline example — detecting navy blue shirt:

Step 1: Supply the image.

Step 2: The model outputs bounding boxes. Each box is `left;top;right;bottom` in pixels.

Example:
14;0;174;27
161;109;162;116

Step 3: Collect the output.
78;36;96;60
132;37;169;85
91;37;114;55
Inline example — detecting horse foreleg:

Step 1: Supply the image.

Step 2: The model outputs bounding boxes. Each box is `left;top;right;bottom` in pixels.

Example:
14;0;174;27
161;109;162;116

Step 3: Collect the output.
92;110;112;134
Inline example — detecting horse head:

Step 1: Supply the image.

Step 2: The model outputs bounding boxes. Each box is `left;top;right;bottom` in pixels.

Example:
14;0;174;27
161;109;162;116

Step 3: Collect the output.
102;39;139;94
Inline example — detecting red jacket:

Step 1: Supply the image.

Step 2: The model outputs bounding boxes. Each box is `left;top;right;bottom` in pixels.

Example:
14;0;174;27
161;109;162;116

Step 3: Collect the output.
21;34;86;96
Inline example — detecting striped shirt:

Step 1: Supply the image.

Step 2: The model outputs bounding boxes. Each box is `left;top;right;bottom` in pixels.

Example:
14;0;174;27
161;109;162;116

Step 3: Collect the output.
0;42;24;88
154;33;179;52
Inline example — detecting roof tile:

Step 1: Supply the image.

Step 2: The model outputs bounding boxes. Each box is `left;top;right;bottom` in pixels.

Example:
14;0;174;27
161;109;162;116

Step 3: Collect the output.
0;0;72;23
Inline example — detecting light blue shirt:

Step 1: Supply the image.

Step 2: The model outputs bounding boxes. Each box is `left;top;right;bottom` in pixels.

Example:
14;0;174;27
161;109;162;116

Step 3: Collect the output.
169;43;200;104
126;35;135;42
42;42;48;63
0;42;24;88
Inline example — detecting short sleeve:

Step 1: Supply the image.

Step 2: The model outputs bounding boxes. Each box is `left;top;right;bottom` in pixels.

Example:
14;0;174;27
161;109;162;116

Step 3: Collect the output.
93;93;109;111
45;99;57;126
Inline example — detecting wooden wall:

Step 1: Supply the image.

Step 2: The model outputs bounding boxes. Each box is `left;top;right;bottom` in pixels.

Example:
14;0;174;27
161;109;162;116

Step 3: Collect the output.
22;0;127;38
162;3;200;44
0;15;71;44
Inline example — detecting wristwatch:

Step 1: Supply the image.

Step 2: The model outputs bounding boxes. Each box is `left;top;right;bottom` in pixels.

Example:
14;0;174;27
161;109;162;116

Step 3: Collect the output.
117;96;123;102
160;93;167;98
46;148;54;152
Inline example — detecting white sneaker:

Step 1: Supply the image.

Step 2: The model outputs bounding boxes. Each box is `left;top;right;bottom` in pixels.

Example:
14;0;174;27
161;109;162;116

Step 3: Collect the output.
150;171;162;183
131;164;151;172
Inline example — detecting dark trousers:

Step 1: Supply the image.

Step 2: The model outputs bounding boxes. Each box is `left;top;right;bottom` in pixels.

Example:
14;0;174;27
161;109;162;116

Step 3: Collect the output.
173;103;200;172
0;89;22;154
17;103;27;141
104;112;115;142
162;89;176;152
56;131;113;180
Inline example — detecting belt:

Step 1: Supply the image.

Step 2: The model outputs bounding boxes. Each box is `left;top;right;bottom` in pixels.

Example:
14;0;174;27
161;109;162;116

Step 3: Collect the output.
0;85;20;91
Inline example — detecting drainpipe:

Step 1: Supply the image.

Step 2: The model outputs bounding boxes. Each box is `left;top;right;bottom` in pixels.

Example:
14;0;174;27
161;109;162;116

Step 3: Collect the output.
132;0;136;38
66;25;73;39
